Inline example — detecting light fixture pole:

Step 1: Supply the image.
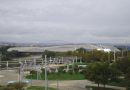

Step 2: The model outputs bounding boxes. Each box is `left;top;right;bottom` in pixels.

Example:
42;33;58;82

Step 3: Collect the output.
113;50;116;62
108;52;110;63
75;56;77;63
0;52;2;70
6;61;8;70
56;68;59;90
45;55;48;90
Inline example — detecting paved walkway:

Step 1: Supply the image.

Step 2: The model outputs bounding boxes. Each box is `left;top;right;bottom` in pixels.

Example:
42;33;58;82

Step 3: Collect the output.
31;80;126;90
0;70;18;84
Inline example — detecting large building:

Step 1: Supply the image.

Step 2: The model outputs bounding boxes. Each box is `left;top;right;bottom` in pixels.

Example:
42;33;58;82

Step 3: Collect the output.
8;44;120;53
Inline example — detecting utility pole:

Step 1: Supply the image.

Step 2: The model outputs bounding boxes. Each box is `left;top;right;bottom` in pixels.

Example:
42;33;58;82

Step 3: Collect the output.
6;61;8;70
113;50;116;62
56;68;59;90
73;59;75;73
108;52;110;63
45;55;48;90
42;58;44;65
125;41;128;57
75;56;78;63
0;52;2;70
121;49;124;57
62;57;63;64
80;57;82;63
19;61;23;89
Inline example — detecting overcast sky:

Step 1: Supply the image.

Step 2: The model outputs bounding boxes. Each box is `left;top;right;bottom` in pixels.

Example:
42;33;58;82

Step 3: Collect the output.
0;0;130;43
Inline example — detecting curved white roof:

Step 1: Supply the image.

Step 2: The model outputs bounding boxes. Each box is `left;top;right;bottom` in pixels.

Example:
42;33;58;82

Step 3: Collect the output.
8;44;120;52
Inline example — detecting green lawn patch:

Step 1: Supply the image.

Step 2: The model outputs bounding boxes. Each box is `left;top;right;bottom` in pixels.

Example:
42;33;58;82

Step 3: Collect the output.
26;72;85;80
27;86;56;90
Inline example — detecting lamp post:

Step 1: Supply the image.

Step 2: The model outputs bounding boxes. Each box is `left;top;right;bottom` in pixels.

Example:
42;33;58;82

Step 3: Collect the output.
19;62;23;82
75;56;78;63
108;52;110;63
56;68;59;90
18;61;23;90
6;61;8;70
0;52;2;70
30;72;32;86
113;50;116;62
44;55;48;90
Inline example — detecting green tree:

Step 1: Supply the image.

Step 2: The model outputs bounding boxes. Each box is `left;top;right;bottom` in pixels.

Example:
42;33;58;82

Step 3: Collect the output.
42;50;56;58
0;46;11;61
109;63;122;82
116;57;130;74
76;48;86;53
125;67;130;90
85;62;120;87
115;57;130;89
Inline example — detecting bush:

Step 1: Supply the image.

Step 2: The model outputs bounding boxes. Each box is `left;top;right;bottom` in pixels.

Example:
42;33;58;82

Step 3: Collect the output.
30;70;37;74
8;82;27;90
68;70;73;75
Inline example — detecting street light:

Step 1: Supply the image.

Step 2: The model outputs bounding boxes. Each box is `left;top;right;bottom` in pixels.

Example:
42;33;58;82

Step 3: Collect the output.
19;61;23;82
44;55;48;90
55;68;59;90
113;50;116;62
0;52;2;70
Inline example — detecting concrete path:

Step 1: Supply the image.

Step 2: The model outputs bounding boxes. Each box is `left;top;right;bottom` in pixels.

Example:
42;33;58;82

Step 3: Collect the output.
31;80;126;90
0;70;18;85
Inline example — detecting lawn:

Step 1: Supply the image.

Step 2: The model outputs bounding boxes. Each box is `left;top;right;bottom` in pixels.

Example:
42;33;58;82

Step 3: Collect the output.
26;72;85;80
27;86;56;90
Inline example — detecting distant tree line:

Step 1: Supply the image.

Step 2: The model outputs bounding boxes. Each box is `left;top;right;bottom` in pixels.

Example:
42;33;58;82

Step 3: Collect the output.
0;46;29;61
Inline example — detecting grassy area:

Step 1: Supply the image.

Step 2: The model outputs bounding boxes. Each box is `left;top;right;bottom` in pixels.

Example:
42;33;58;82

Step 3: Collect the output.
86;86;120;90
26;72;85;80
27;86;56;90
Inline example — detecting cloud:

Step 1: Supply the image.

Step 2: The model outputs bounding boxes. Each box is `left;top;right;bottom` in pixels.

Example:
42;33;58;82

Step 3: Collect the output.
0;0;130;43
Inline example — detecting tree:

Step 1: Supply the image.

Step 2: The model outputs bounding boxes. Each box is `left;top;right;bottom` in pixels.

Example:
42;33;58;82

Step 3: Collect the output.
109;63;122;82
0;46;11;61
85;62;101;87
85;62;120;87
125;67;130;90
76;48;86;53
42;50;56;58
115;57;130;89
116;57;130;74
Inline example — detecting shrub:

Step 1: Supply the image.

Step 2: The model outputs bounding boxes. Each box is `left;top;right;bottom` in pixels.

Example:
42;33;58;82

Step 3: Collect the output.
30;70;37;74
8;82;27;90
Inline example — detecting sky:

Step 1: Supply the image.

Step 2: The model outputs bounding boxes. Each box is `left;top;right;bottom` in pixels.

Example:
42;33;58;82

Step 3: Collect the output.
0;0;130;43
